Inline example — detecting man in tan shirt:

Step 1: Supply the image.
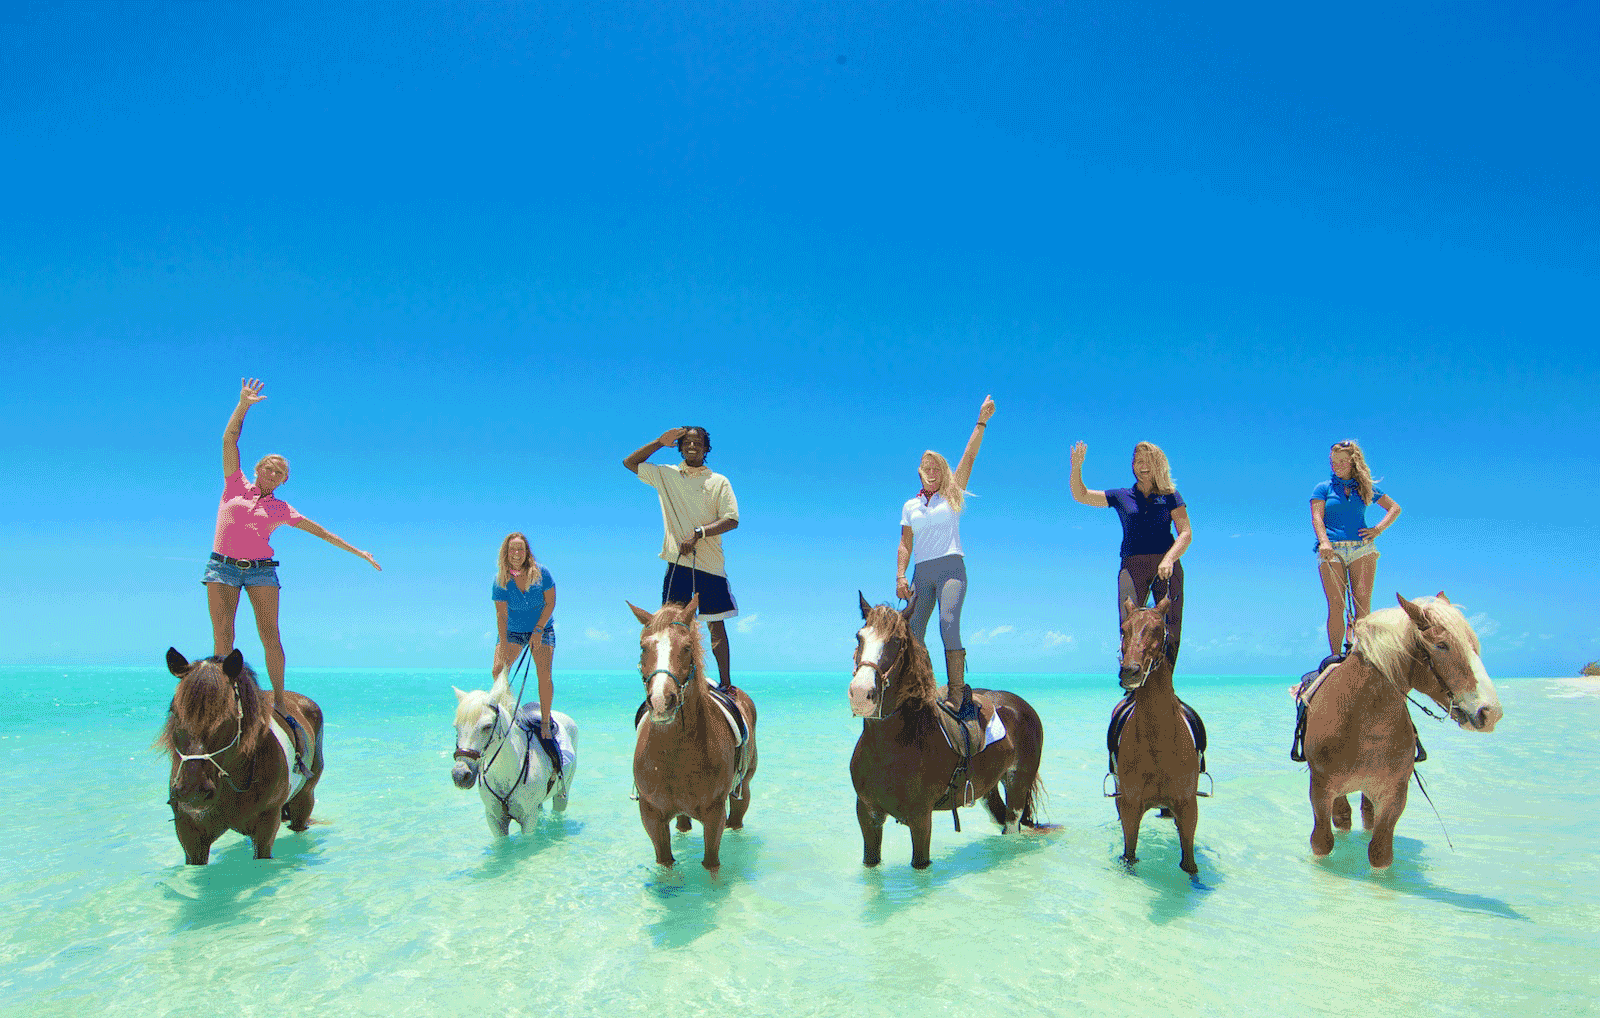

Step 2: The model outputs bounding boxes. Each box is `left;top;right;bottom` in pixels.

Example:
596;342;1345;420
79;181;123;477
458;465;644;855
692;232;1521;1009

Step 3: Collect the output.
624;426;741;690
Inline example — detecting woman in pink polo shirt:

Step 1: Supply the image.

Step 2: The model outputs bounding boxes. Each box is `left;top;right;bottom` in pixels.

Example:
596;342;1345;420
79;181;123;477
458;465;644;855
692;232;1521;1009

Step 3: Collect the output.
205;378;381;711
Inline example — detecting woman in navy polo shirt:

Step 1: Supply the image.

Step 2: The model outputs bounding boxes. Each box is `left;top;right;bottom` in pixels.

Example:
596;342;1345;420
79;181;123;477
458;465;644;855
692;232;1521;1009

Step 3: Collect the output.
492;532;559;742
1311;440;1402;656
1070;440;1192;665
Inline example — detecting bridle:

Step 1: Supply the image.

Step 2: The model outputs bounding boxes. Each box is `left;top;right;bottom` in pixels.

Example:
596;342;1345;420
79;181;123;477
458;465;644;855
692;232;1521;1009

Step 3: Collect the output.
1118;611;1168;689
170;678;255;795
642;620;696;725
454;705;526;812
854;626;907;721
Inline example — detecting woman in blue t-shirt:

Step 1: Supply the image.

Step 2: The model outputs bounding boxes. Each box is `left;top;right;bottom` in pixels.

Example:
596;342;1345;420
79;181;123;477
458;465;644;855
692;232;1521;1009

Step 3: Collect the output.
492;532;558;741
1310;440;1402;656
1070;440;1193;665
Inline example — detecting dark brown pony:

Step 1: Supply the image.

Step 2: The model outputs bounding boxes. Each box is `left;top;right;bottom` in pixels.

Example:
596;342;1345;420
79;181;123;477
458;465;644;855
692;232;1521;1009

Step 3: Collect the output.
156;648;324;865
848;595;1049;869
1303;593;1503;869
630;596;758;871
1111;596;1201;874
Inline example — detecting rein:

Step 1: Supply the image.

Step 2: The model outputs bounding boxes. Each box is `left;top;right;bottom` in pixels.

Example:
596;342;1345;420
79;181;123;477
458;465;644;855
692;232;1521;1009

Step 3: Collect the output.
172;679;255;795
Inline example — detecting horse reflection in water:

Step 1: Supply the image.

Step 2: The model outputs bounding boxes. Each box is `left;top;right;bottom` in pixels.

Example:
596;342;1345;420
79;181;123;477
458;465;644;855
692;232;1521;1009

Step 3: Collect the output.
848;595;1050;869
631;595;758;872
1301;592;1502;869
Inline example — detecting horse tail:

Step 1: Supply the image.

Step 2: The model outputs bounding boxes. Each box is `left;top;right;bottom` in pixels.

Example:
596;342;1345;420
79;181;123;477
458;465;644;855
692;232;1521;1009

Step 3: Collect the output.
1019;774;1048;828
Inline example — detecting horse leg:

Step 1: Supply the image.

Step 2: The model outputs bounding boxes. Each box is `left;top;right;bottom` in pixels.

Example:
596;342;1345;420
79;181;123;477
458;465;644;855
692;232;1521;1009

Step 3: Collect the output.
1367;781;1410;870
984;787;1014;833
1360;793;1376;831
175;816;214;866
856;797;885;867
482;794;510;837
907;812;935;870
283;783;316;832
249;807;282;860
726;784;752;831
1331;794;1353;831
675;815;693;833
700;810;728;872
1116;794;1143;866
1308;772;1336;858
639;800;675;867
1172;796;1199;875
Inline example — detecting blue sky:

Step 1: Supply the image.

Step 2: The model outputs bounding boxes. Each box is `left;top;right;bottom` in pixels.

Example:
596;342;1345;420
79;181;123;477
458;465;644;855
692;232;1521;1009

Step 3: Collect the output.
2;2;1596;677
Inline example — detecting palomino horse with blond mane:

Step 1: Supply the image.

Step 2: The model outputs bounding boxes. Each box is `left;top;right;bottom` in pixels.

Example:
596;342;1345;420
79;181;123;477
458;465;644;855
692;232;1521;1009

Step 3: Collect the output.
451;671;578;836
1299;593;1503;869
1109;596;1205;875
631;595;758;871
848;595;1049;869
157;648;324;864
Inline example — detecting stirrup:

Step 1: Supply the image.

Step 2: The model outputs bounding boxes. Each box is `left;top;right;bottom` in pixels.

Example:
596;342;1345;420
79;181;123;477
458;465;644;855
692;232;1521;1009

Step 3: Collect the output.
947;685;977;722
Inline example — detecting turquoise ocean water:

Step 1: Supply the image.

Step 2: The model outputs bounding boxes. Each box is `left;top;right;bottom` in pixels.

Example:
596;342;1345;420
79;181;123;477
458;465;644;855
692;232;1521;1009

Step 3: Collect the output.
1;664;1595;1017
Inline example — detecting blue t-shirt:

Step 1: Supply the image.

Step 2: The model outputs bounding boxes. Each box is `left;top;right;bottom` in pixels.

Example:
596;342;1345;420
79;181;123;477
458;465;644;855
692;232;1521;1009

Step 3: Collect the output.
1105;488;1186;559
1312;476;1384;542
492;566;555;632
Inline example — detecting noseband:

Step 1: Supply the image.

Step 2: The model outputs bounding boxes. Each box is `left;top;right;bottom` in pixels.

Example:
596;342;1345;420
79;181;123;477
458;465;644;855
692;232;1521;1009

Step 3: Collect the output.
642;621;696;724
1119;614;1168;688
855;630;906;721
171;678;253;794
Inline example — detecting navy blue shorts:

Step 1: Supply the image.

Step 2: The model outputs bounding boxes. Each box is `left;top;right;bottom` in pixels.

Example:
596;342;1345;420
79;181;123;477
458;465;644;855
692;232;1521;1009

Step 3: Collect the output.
506;624;557;649
662;565;738;621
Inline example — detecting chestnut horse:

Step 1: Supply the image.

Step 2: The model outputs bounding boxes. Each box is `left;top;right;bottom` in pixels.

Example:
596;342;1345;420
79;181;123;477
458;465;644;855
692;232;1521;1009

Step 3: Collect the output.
156;648;324;865
630;596;758;871
1111;597;1201;875
848;596;1048;869
1303;593;1503;869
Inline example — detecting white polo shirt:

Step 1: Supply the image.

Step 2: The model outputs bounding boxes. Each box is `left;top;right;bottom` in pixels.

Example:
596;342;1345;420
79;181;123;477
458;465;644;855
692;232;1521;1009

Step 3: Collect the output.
901;491;964;563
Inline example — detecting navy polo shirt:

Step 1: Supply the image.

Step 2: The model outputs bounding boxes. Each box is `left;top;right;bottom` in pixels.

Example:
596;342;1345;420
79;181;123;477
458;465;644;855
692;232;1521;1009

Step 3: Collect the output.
1105;487;1185;559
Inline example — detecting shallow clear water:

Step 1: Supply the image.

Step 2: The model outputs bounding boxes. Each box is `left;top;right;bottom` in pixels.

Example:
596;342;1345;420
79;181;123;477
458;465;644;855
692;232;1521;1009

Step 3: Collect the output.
1;665;1595;1017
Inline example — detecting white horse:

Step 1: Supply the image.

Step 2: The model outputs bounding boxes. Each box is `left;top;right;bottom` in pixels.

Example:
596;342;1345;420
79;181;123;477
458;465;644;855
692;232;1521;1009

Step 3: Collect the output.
451;672;578;836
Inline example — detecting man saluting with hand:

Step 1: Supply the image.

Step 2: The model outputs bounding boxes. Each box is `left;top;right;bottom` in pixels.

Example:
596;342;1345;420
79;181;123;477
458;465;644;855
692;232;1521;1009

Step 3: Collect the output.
624;426;741;691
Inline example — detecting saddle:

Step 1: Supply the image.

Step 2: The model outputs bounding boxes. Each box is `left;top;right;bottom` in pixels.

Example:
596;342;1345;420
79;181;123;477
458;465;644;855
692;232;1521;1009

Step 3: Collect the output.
1105;694;1209;781
273;707;310;777
1290;653;1426;764
513;705;564;782
630;683;753;801
931;690;997;828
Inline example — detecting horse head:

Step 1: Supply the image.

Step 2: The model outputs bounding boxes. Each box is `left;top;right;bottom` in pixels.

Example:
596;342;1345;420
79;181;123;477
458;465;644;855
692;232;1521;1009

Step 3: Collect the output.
451;672;515;789
1117;596;1171;690
849;592;935;717
159;648;262;806
630;594;704;724
1396;592;1504;733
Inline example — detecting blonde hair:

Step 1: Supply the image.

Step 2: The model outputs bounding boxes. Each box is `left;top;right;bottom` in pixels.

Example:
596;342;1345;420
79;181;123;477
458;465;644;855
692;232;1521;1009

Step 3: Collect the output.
255;454;290;482
1132;442;1177;495
496;532;540;591
1354;596;1479;686
920;451;965;512
1331;440;1377;505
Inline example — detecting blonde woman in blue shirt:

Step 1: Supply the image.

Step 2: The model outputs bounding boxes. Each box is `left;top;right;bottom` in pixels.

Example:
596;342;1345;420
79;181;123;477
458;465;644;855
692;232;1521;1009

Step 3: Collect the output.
492;533;560;770
1310;440;1402;657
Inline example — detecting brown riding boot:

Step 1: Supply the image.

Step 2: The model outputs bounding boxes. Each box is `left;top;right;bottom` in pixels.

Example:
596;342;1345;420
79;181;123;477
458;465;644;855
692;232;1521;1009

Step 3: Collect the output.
945;649;975;720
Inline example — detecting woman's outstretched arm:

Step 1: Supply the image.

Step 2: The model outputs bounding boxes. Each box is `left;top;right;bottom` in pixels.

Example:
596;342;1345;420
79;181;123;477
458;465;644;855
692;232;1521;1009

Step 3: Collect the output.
952;395;996;490
289;517;382;570
223;378;266;478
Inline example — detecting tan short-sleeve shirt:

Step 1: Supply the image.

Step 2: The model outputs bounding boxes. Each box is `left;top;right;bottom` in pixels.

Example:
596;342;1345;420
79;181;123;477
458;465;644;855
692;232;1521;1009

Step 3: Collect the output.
637;462;740;577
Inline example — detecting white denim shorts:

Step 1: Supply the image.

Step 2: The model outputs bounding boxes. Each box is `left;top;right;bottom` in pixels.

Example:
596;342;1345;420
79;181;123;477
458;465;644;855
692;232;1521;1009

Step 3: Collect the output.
1318;540;1379;566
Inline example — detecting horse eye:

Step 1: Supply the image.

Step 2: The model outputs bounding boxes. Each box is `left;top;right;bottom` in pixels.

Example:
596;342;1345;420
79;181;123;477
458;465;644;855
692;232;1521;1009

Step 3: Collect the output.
1435;642;1448;651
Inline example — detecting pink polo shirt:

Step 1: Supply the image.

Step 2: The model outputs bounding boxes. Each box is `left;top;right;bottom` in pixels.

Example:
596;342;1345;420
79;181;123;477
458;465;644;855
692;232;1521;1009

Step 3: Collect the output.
213;470;303;559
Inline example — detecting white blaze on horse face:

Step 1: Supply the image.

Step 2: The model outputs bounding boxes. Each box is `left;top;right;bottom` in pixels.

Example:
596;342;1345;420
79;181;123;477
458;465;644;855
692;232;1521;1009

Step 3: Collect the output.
1457;649;1503;732
647;630;677;716
849;625;885;717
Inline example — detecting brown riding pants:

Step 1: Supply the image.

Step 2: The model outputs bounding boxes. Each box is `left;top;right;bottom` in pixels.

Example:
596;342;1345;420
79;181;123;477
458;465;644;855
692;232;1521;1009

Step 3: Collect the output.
1118;554;1184;665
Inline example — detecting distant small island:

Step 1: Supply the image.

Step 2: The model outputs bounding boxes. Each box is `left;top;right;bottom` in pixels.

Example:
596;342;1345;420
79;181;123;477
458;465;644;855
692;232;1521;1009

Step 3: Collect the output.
1583;661;1600;677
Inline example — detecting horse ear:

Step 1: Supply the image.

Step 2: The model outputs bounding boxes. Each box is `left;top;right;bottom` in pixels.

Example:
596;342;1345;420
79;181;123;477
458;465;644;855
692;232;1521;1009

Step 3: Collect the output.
1436;591;1450;604
859;591;871;619
900;590;917;623
1120;597;1136;624
1396;593;1430;629
686;592;700;616
222;649;244;679
166;647;189;677
453;686;468;703
1154;596;1171;615
628;601;654;626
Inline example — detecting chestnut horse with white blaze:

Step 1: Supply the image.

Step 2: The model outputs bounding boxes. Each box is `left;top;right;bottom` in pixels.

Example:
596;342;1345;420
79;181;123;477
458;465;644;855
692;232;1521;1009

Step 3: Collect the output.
1303;592;1502;869
849;595;1049;869
631;596;758;871
1111;596;1202;875
156;648;324;865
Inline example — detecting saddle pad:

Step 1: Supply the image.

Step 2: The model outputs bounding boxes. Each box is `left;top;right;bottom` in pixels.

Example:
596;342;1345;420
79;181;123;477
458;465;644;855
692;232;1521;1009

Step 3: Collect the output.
937;698;1006;753
1291;654;1349;707
269;716;309;803
514;706;577;771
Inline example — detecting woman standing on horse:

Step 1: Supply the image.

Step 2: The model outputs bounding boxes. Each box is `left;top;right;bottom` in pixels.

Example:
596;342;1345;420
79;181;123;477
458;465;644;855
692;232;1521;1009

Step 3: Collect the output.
207;378;381;712
491;531;563;772
1311;439;1401;657
896;395;996;720
1070;440;1192;665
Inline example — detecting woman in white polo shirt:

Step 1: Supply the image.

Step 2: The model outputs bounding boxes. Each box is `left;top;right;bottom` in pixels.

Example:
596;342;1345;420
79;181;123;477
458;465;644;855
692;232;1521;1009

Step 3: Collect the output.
896;395;996;719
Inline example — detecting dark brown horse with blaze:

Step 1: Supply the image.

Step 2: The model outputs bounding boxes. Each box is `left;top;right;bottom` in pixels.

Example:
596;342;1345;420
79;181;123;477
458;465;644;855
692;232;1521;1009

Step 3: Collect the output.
156;648;324;864
1112;596;1202;875
848;595;1049;869
630;596;758;871
1303;593;1502;869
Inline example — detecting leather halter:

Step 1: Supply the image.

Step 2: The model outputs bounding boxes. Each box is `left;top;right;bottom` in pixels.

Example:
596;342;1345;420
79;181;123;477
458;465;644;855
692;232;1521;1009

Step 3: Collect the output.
1118;612;1168;690
642;621;697;725
854;628;907;721
171;679;254;795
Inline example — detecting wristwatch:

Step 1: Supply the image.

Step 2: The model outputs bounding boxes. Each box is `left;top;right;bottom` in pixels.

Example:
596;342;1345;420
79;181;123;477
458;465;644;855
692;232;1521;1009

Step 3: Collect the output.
693;526;705;540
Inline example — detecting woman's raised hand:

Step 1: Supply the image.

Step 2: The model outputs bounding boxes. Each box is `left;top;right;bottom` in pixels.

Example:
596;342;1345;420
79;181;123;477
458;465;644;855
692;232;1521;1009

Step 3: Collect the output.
1070;441;1087;468
239;378;267;406
977;395;996;424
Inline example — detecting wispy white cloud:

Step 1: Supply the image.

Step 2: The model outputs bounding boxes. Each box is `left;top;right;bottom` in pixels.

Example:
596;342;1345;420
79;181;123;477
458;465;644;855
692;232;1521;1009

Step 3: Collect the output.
1467;612;1500;637
968;625;1015;645
735;612;760;634
585;628;612;642
1043;630;1075;648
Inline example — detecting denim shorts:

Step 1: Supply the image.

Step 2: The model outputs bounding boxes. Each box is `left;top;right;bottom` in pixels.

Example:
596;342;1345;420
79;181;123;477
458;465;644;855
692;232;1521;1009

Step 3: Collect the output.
506;624;557;649
1317;540;1379;566
202;553;281;588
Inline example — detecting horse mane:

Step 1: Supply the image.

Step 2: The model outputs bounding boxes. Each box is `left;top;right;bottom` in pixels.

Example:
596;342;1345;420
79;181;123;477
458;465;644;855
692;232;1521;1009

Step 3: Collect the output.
456;672;518;727
1354;596;1478;686
864;604;939;742
653;600;708;683
155;655;266;757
